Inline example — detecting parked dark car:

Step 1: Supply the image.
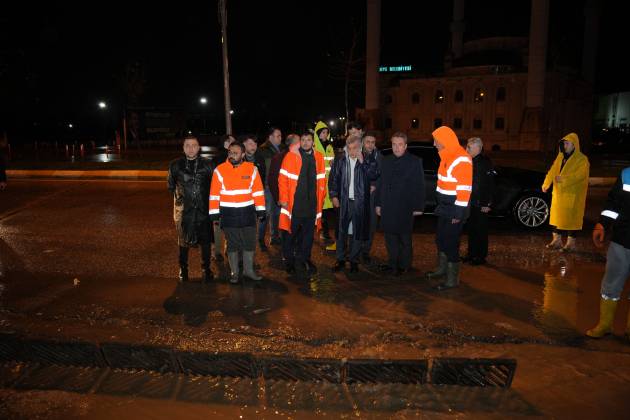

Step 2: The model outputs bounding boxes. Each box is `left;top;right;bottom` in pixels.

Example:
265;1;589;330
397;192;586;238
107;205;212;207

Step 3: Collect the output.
381;142;551;228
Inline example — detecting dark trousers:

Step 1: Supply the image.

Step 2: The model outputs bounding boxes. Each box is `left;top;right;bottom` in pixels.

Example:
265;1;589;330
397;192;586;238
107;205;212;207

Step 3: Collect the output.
336;201;363;263
282;216;316;264
179;244;211;269
466;206;488;260
258;187;281;242
361;189;378;256
436;216;464;263
384;232;413;270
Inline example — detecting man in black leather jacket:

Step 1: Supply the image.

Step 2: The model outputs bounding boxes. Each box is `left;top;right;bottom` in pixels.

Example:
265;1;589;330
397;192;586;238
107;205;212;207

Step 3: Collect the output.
167;136;215;283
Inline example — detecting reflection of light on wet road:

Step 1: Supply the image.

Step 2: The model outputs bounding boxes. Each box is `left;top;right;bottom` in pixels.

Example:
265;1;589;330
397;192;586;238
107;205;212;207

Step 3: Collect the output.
536;257;579;338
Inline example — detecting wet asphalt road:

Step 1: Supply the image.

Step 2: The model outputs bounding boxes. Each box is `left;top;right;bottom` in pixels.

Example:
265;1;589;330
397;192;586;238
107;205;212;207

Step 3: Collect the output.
0;179;629;419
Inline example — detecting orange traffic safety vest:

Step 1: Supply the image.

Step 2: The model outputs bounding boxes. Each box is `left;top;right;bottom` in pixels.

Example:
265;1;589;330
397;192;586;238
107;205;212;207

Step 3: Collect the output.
209;161;265;225
278;149;326;233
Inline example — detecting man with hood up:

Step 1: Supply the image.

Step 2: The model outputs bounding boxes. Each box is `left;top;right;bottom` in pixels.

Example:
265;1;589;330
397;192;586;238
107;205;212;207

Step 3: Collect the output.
426;126;473;290
313;121;336;246
542;133;590;252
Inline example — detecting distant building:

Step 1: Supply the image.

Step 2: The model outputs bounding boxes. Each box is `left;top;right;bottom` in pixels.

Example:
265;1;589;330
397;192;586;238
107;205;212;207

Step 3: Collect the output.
358;0;599;152
594;92;630;132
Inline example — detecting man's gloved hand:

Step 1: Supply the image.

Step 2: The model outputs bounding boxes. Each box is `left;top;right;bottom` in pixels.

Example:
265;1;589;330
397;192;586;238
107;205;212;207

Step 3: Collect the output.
209;213;220;223
256;211;266;222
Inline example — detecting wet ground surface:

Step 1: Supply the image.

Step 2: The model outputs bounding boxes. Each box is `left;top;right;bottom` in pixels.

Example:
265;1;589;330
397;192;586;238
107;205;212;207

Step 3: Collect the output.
1;179;630;419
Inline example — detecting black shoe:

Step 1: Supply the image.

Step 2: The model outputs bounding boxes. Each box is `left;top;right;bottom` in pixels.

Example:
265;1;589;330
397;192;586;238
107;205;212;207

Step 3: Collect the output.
213;254;224;262
201;268;213;283
470;258;486;266
305;260;317;274
270;237;281;246
178;267;189;283
361;254;372;264
350;262;359;273
259;240;268;251
333;260;345;272
285;262;295;274
379;264;394;273
434;282;458;291
461;255;472;263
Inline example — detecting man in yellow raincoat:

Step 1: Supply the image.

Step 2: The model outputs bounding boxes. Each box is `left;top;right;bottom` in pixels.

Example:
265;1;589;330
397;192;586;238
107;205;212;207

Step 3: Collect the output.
313;121;336;248
542;133;590;252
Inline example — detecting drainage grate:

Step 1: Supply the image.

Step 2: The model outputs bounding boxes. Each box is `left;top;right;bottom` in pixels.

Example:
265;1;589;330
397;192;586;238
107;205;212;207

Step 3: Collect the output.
430;358;517;388
22;339;103;367
98;370;178;398
13;364;102;393
0;334;23;362
101;343;177;373
346;359;428;384
177;351;256;378
259;357;342;383
0;336;517;387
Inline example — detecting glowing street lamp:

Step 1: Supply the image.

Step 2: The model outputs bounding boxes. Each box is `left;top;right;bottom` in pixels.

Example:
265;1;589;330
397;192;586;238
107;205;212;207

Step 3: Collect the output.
98;101;107;109
329;120;335;127
199;97;208;105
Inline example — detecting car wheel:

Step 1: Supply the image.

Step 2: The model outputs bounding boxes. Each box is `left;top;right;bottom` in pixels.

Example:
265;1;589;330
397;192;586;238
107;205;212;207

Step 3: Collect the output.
513;194;549;228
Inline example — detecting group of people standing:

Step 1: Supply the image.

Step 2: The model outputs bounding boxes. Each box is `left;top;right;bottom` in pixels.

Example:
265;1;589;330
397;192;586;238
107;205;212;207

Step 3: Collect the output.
167;123;630;339
166;122;490;292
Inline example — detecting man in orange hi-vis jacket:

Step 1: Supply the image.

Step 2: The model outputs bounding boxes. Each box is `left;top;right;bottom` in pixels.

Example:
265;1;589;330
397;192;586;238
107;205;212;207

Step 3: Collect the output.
278;131;327;275
426;126;473;290
209;142;266;284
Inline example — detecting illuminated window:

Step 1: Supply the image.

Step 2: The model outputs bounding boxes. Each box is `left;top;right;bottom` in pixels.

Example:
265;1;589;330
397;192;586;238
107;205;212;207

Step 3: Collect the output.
453;117;463;129
455;90;464;102
495;117;505;130
411;118;420;129
474;88;485;103
496;87;506;101
411;92;420;104
434;89;444;103
434;118;442;128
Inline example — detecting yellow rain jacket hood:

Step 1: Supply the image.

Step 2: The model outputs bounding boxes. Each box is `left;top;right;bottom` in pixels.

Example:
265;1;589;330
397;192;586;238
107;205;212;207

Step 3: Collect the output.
542;133;590;230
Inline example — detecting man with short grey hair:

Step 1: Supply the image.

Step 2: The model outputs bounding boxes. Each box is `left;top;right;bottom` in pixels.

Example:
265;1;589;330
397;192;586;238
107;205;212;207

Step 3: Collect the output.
463;137;495;265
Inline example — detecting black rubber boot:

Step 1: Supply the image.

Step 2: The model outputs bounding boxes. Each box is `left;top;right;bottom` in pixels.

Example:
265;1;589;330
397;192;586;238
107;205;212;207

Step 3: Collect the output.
426;252;448;279
435;262;460;291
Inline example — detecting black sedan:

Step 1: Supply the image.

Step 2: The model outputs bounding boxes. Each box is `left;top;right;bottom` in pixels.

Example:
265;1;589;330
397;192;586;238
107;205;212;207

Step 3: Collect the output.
380;142;551;228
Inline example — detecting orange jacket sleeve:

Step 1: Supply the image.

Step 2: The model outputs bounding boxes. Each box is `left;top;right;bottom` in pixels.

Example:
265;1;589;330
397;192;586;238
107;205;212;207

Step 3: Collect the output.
209;168;222;217
252;166;265;211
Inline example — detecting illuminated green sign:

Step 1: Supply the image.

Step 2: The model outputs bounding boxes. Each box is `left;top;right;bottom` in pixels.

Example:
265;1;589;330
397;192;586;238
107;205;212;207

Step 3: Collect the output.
379;65;412;73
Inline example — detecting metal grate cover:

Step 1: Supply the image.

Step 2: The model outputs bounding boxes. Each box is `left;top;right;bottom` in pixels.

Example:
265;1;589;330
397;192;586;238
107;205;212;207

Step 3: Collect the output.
101;343;177;373
346;359;428;384
430;358;517;388
177;351;256;378
259;357;342;383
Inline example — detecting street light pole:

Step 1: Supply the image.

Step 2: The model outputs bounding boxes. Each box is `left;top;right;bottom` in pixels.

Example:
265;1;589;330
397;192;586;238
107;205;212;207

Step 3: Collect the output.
219;0;233;135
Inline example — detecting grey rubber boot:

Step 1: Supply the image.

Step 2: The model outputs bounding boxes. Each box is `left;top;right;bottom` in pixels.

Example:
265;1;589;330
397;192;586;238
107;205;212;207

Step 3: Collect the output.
425;252;448;279
242;251;262;280
435;262;460;291
227;252;240;284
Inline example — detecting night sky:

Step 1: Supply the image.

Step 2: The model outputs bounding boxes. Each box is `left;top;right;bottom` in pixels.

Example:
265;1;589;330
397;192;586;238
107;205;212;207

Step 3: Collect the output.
0;0;625;141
